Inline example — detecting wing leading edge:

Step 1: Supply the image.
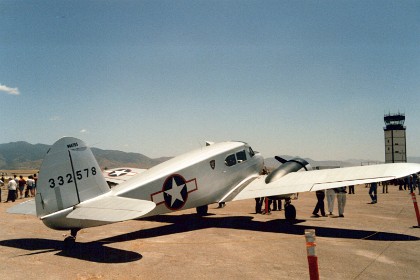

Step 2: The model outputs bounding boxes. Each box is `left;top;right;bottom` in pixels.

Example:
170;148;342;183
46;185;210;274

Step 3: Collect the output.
230;163;420;201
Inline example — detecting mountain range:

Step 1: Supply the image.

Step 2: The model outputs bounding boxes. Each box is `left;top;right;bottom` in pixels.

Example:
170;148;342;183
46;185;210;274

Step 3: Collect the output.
0;141;170;170
1;141;419;170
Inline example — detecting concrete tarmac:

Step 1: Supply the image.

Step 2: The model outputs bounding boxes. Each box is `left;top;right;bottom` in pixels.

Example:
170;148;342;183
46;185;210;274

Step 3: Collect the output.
0;185;419;280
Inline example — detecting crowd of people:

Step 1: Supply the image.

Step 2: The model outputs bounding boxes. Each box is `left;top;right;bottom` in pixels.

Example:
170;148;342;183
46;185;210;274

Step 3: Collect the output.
312;186;348;218
0;174;38;203
311;173;420;218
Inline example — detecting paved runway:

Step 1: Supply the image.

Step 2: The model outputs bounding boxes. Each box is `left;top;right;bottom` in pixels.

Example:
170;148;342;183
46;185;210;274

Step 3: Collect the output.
0;184;419;280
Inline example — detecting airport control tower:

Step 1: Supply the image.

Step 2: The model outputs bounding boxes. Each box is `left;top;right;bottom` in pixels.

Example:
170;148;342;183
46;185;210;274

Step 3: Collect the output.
384;113;407;163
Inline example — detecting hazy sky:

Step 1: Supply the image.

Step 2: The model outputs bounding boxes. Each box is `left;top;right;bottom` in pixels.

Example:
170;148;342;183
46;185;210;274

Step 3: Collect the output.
1;0;419;161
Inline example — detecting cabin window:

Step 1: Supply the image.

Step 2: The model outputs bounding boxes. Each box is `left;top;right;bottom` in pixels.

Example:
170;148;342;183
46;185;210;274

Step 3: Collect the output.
225;154;237;166
236;150;247;163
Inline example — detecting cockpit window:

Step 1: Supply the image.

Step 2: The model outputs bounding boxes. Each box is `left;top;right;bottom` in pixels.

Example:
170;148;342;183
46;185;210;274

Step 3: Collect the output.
225;150;248;167
248;147;255;157
236;150;247;163
225;154;237;166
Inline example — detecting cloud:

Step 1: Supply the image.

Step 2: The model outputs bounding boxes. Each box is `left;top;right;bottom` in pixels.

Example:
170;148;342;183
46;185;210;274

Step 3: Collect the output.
0;84;20;95
80;129;88;133
49;116;62;121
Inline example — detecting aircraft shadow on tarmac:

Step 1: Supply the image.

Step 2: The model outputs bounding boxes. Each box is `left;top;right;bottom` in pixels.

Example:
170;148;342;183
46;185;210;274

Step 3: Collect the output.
0;213;418;264
0;238;142;263
101;213;420;244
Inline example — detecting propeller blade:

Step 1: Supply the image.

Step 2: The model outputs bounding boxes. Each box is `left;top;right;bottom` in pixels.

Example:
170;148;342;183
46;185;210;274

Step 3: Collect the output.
275;156;288;164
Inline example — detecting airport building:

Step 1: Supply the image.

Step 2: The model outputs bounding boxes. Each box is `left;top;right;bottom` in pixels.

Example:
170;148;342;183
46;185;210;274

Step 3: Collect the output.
384;113;407;163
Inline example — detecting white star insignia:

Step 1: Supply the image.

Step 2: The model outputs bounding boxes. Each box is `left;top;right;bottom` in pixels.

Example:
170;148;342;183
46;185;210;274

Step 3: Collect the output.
164;178;186;207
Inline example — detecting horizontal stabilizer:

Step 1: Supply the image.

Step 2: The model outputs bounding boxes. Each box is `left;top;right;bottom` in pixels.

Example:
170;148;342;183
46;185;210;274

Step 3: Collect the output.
66;196;156;222
7;199;37;216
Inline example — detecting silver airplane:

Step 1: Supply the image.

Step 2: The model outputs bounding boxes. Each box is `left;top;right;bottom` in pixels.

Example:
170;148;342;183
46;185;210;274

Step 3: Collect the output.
8;137;420;246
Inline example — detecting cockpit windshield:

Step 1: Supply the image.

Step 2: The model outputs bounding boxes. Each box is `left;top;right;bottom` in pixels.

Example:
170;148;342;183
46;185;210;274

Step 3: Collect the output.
248;147;255;157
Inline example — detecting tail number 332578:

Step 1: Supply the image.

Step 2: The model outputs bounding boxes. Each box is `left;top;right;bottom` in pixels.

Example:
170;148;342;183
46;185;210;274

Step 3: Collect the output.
48;167;97;188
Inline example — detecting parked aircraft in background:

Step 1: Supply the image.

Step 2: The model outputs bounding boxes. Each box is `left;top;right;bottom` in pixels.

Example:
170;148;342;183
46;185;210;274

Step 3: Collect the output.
8;137;420;246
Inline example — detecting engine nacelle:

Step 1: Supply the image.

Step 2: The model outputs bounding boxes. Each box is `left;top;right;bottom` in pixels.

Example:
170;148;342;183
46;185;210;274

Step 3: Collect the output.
265;157;312;184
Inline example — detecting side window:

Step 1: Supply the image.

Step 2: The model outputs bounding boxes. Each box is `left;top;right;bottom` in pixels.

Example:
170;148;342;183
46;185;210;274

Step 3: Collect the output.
248;147;255;157
236;150;247;163
225;154;237;167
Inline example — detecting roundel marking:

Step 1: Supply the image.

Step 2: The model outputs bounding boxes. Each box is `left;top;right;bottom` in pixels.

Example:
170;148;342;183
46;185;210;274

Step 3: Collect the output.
108;168;132;177
162;174;188;210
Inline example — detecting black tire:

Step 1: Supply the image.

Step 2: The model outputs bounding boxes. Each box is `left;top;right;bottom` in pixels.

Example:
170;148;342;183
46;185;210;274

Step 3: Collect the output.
196;205;208;216
284;204;296;221
63;236;76;249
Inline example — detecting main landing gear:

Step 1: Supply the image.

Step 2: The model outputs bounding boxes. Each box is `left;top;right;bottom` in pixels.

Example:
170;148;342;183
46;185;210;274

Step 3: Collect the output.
196;205;209;216
64;228;80;248
284;198;296;221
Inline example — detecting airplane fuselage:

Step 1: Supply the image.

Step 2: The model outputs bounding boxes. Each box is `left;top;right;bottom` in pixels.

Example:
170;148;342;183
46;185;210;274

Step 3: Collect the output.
112;141;264;217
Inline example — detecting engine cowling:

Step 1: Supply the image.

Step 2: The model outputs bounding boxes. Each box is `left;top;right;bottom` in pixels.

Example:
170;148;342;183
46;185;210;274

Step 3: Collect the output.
265;157;312;184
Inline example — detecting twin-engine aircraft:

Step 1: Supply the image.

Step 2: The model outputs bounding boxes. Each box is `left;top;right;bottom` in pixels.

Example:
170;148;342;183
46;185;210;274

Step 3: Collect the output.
8;137;420;245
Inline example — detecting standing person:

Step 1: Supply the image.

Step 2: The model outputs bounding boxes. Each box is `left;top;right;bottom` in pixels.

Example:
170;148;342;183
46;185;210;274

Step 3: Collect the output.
33;173;38;195
348;185;355;194
0;178;3;202
312;190;326;217
382;180;389;193
408;175;414;193
271;197;282;211
335;187;347;217
18;175;26;199
5;178;17;202
255;197;263;214
26;176;35;197
326;188;336;216
14;175;19;200
369;182;378;204
418;173;420;195
398;179;403;190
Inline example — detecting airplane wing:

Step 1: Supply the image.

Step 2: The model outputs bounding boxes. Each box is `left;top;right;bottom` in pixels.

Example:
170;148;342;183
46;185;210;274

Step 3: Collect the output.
229;163;420;201
66;196;156;222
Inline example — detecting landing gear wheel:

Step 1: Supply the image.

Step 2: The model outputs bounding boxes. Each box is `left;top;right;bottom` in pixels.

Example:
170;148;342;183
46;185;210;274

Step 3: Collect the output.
196;205;208;216
63;228;80;249
63;236;76;249
284;204;296;221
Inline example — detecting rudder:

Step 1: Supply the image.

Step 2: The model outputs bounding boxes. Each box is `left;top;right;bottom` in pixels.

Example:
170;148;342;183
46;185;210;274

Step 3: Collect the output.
36;137;110;218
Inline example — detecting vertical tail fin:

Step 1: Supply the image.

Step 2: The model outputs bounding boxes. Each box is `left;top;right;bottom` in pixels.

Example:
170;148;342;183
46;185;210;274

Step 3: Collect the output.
36;137;110;218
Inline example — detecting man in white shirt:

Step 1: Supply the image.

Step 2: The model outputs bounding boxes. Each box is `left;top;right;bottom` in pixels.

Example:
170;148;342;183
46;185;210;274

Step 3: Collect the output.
6;178;17;202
